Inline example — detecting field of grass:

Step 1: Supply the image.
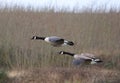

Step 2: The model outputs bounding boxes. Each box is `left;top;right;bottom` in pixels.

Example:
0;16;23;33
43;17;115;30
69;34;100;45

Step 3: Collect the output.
0;8;120;83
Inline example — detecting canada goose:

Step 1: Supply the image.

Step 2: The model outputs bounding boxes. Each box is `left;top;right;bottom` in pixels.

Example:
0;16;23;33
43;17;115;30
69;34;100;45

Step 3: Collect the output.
31;36;74;47
58;51;102;65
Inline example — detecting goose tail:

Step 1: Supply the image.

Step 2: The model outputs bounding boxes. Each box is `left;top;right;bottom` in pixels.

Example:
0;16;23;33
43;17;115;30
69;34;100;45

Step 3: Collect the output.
64;41;74;46
91;58;103;64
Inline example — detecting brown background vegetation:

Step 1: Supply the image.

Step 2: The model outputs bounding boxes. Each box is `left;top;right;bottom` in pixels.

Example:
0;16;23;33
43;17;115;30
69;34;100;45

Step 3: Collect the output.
0;9;120;83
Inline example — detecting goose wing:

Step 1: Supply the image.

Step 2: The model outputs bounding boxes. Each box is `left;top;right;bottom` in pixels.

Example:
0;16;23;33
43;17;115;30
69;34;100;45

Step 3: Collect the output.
74;54;92;60
73;58;92;65
72;59;85;65
80;53;95;58
49;36;64;44
73;54;92;65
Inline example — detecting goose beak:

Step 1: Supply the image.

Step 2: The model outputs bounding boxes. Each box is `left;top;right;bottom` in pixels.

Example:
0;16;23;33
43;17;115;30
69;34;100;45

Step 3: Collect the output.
57;51;61;54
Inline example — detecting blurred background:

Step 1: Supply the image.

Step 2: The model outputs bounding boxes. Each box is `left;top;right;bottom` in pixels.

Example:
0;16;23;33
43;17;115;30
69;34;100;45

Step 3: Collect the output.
0;0;120;83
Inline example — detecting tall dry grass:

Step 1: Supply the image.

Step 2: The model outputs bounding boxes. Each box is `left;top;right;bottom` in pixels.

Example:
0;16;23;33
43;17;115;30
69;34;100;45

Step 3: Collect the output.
0;8;120;83
8;67;120;83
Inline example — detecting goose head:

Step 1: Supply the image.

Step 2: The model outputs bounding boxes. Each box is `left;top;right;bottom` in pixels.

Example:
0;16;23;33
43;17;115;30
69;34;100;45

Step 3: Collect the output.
31;36;37;40
58;51;64;55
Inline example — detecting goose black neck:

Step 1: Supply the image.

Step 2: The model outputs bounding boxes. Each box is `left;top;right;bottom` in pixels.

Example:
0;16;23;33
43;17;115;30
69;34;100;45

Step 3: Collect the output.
36;36;45;40
63;52;74;56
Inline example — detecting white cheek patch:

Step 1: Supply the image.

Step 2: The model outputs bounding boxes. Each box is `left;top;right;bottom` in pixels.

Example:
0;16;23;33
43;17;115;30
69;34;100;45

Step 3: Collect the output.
34;36;36;39
61;51;64;54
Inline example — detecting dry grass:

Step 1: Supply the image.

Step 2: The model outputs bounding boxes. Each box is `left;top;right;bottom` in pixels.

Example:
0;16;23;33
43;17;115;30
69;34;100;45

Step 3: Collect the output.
9;67;120;83
7;70;27;78
0;9;120;83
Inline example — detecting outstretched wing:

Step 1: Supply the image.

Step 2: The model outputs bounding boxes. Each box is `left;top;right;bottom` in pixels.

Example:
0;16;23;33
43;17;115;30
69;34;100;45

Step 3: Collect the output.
72;59;85;65
49;36;64;44
73;58;92;65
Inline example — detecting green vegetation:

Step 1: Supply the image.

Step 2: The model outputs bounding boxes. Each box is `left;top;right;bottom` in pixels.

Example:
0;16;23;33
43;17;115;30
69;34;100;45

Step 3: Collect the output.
0;70;9;83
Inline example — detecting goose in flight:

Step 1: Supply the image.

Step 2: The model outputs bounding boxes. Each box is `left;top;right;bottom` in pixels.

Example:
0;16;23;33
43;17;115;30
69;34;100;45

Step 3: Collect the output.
31;36;74;47
58;51;103;65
